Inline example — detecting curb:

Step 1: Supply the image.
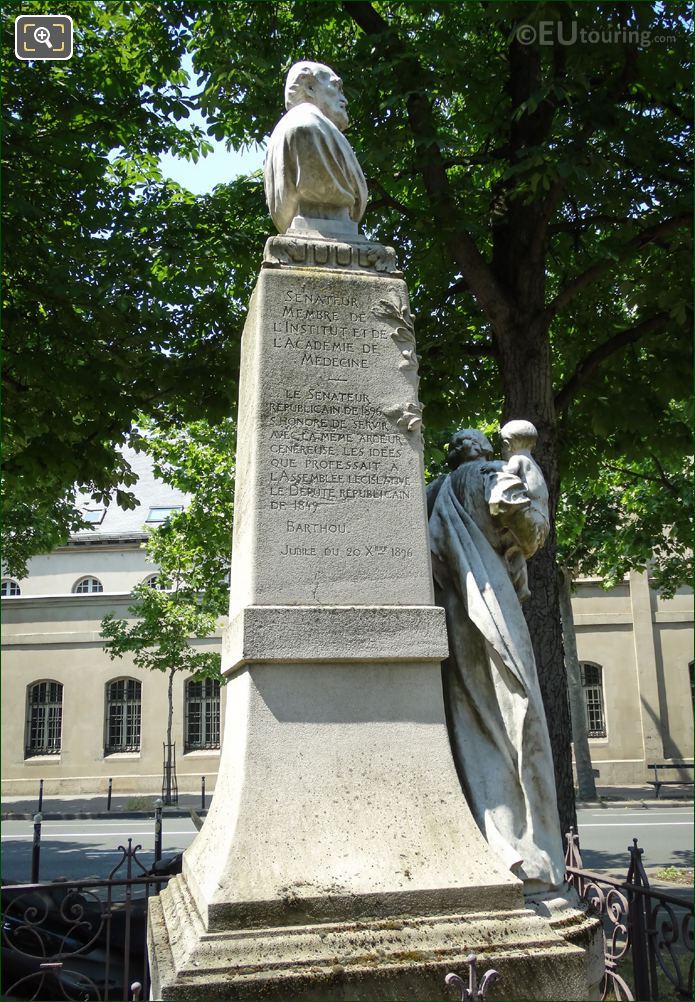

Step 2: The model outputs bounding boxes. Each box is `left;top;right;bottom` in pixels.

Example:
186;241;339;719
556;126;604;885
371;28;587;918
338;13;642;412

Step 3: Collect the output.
575;799;692;809
2;809;207;821
4;800;691;821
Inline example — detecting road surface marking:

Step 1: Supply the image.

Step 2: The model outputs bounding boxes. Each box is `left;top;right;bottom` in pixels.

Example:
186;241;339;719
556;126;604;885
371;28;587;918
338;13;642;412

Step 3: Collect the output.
580;821;692;828
585;811;692;817
2;830;194;839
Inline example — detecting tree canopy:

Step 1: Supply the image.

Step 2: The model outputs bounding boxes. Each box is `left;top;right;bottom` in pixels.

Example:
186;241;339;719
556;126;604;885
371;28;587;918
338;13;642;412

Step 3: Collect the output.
2;0;261;573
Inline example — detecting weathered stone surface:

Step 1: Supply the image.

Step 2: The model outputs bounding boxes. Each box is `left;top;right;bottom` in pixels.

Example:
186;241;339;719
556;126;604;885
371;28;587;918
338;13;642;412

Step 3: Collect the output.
223;605;448;669
228;265;432;612
263;234;400;274
181;660;519;933
149;874;596;1001
428;428;567;894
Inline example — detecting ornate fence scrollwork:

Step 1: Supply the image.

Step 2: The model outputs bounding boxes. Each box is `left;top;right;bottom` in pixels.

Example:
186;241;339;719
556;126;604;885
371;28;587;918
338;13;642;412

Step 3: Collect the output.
3;827;690;1001
566;829;693;1002
649;886;693;999
2;839;170;1001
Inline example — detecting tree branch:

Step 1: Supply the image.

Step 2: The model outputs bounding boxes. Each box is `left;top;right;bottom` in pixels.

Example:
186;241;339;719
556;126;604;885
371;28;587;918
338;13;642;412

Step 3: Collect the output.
442;144;509;168
554;312;670;413
367;177;413;216
549;214;629;235
647;453;680;498
602;459;680;497
444;276;470;299
546;215;689;322
342;1;514;331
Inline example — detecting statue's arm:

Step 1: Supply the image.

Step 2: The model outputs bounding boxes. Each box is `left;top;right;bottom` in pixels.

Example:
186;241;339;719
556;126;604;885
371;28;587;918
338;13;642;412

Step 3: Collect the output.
484;463;530;517
485;465;549;558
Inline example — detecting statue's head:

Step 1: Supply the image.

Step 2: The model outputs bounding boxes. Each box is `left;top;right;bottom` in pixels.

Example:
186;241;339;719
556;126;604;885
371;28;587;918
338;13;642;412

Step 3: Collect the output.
447;429;494;469
285;61;349;131
500;419;537;459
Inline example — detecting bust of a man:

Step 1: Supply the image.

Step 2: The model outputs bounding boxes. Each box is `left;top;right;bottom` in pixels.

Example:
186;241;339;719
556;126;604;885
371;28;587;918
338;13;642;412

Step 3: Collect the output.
264;61;368;238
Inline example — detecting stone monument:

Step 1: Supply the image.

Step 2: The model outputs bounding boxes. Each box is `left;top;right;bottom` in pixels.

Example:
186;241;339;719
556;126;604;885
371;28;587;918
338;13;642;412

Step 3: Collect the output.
148;62;602;1001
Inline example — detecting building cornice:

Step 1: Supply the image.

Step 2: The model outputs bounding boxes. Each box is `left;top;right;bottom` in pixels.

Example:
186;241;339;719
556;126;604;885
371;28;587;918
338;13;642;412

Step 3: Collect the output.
61;533;148;550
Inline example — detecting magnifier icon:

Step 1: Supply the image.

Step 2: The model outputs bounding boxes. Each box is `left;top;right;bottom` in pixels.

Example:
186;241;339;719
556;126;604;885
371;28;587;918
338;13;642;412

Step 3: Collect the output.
33;26;52;48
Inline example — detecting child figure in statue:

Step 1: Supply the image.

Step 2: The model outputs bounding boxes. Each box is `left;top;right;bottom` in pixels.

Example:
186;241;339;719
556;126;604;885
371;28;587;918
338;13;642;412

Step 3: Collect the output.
488;420;549;603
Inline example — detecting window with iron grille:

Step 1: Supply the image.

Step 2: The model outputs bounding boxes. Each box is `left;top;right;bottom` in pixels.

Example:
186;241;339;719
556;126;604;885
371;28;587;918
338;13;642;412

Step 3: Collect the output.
105;678;141;753
25;681;63;757
580;662;606;738
185;678;221;751
73;576;103;594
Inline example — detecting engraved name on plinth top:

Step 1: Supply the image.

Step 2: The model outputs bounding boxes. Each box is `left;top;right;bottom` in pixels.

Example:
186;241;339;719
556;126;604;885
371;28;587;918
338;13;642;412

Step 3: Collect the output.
228;63;433;617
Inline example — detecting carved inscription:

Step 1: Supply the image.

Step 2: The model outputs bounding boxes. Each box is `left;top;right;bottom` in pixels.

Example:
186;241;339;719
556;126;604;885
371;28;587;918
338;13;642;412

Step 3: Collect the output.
265;282;420;561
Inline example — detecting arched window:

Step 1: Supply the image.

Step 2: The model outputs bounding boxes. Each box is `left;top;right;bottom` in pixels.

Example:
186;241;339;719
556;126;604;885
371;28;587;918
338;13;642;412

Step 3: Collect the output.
1;578;21;597
144;574;168;591
580;662;606;738
185;678;221;752
105;678;141;754
73;576;104;594
25;681;63;757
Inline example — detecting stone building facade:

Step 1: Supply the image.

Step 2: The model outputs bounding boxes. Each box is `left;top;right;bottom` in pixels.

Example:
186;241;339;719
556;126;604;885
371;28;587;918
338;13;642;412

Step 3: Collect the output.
2;453;692;796
570;572;693;784
1;451;225;800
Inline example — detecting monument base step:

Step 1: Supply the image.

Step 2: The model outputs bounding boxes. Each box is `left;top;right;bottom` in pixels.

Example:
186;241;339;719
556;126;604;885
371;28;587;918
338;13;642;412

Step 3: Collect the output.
148;874;603;1001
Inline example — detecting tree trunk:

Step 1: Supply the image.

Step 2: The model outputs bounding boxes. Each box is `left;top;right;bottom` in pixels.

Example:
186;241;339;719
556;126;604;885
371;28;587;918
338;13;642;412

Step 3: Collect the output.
496;325;577;838
164;665;176;805
484;27;578;837
525;531;577;837
559;567;598;802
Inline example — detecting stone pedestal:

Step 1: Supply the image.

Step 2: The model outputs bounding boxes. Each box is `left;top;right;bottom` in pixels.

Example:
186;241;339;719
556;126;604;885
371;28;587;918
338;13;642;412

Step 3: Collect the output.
148;241;602;1000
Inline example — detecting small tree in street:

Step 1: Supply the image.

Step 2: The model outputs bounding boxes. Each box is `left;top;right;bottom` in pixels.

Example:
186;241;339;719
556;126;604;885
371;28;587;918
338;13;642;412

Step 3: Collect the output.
101;418;234;803
102;583;222;803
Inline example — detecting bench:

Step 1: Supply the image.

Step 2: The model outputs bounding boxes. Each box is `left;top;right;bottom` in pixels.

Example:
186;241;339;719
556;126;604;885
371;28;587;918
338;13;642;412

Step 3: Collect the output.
647;762;694;799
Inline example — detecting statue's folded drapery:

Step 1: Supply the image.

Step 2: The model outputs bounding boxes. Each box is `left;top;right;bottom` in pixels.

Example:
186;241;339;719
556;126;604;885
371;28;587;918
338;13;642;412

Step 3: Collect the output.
429;462;566;893
265;102;367;233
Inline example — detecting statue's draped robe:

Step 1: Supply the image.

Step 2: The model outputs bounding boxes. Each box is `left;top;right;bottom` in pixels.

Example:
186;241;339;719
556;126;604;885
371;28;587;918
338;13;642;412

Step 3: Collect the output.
428;460;565;893
264;103;367;233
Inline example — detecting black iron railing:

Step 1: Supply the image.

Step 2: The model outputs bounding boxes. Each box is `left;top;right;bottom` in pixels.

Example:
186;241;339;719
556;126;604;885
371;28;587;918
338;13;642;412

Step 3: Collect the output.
566;829;693;1001
2;839;171;1001
3;822;690;1001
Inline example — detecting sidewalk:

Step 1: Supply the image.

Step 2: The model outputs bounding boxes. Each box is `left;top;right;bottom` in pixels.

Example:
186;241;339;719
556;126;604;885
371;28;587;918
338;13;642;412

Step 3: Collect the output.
576;783;694;808
2;784;692;821
1;791;209;820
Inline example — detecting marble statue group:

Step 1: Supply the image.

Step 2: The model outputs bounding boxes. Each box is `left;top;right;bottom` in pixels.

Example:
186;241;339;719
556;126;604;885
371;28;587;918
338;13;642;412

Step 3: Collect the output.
428;425;565;892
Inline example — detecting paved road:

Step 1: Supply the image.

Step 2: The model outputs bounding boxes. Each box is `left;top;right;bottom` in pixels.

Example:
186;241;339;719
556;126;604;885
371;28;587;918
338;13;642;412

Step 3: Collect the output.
574;804;694;875
1;816;198;883
2;805;693;884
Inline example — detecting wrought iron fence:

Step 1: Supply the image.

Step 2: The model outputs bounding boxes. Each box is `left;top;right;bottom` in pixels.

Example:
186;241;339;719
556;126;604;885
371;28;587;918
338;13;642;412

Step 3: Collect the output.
566;829;693;1002
2;839;171;1001
3;822;690;1001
